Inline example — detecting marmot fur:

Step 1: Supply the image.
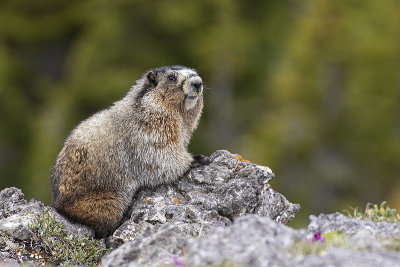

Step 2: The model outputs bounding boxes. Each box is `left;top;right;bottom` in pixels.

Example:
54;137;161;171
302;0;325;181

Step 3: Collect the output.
51;65;204;237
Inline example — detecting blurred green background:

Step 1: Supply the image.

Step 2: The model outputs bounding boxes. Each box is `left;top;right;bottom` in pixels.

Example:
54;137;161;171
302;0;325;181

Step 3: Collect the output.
1;0;399;228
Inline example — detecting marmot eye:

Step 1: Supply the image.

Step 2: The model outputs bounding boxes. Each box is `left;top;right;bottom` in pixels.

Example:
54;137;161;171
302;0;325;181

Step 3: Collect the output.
167;75;176;82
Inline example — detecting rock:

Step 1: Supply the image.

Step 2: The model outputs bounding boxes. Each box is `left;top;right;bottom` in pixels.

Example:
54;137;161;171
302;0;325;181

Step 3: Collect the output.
0;188;44;241
102;214;400;267
0;214;35;241
1;150;303;266
0;187;94;241
1;150;400;267
185;215;303;267
107;150;300;247
0;258;19;267
297;213;400;266
103;223;189;267
47;208;95;238
103;215;302;267
297;249;400;267
0;188;42;220
308;212;400;238
0;188;96;266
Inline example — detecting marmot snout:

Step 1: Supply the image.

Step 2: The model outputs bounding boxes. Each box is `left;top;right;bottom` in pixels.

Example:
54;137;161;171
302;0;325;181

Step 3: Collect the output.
50;65;204;237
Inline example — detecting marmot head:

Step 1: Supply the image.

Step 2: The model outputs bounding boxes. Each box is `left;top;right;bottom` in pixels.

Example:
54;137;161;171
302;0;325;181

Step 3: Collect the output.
135;65;203;112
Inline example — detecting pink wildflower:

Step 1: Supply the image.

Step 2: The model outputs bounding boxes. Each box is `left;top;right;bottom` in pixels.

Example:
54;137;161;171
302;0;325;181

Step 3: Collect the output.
308;232;325;243
173;256;185;266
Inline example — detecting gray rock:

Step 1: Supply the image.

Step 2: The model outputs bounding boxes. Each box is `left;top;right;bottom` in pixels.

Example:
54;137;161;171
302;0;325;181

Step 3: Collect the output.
308;212;400;238
185;215;302;267
297;249;400;267
0;187;94;241
107;150;300;247
1;150;303;266
104;212;400;267
102;215;301;267
300;214;400;266
0;258;19;267
0;188;26;219
47;208;95;238
0;214;35;241
0;188;43;220
2;150;400;267
103;223;189;267
0;188;44;240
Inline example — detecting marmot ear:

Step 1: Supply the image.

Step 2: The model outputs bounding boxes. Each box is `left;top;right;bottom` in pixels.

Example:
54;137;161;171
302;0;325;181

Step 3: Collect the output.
146;71;158;87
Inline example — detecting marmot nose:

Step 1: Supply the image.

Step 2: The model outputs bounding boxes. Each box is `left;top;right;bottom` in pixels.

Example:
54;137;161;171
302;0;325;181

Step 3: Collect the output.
190;78;203;92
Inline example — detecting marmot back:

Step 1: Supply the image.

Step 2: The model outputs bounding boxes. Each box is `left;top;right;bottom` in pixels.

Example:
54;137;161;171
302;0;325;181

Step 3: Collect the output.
51;66;204;237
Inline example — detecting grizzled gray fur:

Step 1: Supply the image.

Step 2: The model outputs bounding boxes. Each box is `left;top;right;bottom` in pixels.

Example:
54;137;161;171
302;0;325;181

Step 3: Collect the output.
50;66;204;237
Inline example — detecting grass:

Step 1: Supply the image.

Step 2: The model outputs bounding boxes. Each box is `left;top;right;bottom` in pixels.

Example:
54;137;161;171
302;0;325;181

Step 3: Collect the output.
2;201;399;265
344;201;400;223
291;201;400;257
3;208;109;266
289;231;351;256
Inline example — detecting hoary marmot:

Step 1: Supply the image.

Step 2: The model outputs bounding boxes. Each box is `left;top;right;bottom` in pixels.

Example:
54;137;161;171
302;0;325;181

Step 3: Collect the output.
51;65;205;237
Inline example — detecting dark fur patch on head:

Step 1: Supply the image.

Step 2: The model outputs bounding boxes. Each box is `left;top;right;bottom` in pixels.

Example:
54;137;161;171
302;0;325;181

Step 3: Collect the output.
136;70;159;103
136;83;151;104
147;71;157;86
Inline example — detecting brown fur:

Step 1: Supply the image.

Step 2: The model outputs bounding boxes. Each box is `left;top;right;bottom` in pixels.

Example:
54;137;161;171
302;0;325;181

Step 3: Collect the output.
51;66;203;237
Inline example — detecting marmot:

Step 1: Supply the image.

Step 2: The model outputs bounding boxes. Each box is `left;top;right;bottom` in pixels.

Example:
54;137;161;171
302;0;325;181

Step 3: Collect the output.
51;65;205;237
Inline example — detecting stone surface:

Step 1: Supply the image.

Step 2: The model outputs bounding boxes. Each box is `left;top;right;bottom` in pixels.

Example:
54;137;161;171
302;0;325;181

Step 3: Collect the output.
107;150;300;248
8;150;400;267
308;212;400;238
48;207;95;238
0;188;95;266
103;215;303;267
0;214;35;241
0;188;44;241
103;223;188;267
307;212;400;252
0;187;94;241
185;215;303;267
103;214;400;267
297;249;400;267
0;188;43;220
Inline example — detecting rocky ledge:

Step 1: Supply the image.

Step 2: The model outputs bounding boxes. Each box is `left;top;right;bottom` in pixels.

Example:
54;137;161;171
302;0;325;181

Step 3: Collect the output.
1;150;400;266
107;150;299;248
